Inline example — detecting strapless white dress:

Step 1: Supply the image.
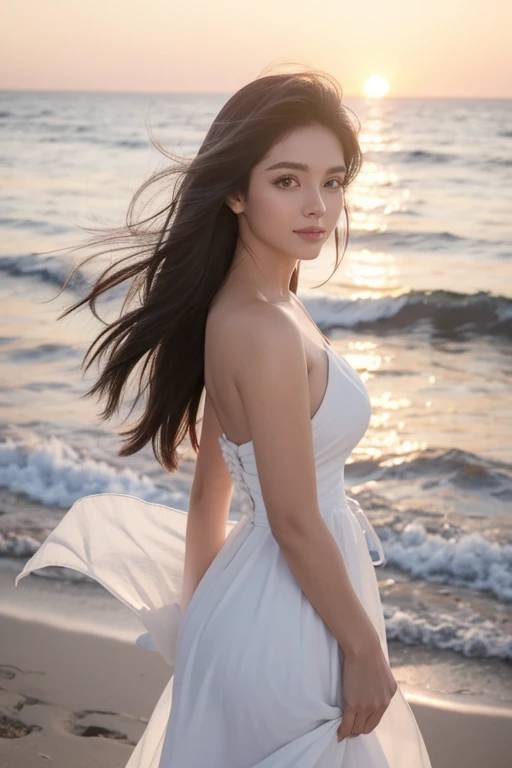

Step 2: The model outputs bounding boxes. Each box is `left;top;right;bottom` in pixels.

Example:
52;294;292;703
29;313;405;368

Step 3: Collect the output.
15;345;432;767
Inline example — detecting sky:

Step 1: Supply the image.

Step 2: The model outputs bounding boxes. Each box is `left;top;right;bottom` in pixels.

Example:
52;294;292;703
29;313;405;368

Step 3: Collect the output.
1;0;511;97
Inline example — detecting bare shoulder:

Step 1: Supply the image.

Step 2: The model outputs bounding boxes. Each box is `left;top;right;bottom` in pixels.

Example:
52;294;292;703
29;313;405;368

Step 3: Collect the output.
209;296;305;368
209;296;321;539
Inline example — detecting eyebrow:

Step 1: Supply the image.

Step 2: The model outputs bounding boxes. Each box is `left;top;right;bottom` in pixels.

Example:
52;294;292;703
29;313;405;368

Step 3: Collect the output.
265;161;347;174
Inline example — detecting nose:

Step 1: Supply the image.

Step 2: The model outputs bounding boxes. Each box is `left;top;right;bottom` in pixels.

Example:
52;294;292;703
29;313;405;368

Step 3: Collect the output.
303;186;327;218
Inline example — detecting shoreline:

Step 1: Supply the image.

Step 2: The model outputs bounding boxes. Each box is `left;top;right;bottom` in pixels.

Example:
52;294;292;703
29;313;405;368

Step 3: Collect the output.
2;555;511;708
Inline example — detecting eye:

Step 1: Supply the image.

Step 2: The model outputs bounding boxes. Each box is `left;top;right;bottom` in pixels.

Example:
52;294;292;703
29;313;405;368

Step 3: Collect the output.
273;175;299;189
325;178;345;188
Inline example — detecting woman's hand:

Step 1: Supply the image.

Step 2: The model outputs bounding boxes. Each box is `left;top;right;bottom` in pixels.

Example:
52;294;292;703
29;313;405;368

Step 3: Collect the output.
337;639;398;742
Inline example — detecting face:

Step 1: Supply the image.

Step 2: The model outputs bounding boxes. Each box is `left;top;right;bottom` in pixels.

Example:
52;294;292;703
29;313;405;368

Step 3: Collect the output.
227;123;346;262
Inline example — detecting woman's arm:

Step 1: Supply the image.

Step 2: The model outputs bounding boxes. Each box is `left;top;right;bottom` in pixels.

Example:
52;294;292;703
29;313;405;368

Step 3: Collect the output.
180;391;234;614
229;303;381;659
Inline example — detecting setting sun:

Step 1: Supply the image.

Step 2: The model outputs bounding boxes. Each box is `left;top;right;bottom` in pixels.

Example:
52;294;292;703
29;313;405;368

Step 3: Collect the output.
363;75;390;98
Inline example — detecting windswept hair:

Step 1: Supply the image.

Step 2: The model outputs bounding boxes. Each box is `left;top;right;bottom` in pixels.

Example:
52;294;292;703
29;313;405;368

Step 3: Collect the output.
59;67;363;471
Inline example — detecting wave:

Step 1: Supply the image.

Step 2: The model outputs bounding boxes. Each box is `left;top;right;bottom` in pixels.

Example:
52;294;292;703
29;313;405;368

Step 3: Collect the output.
3;253;512;341
7;343;79;364
6;514;508;606
0;254;90;291
346;446;512;501
377;522;512;603
1;433;510;604
0;434;187;509
383;603;512;660
0;531;47;559
350;227;508;253
1;532;508;658
304;289;512;341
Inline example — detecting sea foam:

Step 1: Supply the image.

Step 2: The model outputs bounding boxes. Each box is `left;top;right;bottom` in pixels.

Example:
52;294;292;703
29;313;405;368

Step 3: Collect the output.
0;434;184;508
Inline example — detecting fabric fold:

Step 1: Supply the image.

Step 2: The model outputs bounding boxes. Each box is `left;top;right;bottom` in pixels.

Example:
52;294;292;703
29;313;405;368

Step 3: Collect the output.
15;492;237;667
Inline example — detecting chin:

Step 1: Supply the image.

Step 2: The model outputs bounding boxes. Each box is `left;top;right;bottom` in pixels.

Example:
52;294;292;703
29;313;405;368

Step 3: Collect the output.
296;245;324;261
300;251;323;262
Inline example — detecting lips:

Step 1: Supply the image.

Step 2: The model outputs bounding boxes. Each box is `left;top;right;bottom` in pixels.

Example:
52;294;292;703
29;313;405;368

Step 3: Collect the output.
293;227;326;233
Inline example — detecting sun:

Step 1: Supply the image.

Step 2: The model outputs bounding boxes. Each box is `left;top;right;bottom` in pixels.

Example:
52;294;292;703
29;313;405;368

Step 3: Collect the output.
363;75;390;98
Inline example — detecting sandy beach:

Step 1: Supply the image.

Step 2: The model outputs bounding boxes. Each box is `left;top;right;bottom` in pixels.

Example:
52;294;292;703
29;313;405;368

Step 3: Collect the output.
1;583;511;768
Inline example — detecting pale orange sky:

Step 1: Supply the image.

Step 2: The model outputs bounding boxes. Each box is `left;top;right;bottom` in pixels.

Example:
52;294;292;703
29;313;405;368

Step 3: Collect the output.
2;0;511;97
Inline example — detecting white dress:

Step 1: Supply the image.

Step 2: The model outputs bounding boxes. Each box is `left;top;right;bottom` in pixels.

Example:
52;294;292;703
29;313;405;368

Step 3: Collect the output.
15;345;432;767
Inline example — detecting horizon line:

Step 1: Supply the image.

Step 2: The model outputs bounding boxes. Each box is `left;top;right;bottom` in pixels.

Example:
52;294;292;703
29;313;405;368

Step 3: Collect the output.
0;87;510;100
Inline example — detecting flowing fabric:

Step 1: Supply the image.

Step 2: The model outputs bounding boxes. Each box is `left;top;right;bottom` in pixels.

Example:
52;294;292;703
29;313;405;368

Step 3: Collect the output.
15;346;432;767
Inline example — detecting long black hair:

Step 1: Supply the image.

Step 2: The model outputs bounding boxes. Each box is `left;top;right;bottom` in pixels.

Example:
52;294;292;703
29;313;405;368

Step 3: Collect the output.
59;68;363;471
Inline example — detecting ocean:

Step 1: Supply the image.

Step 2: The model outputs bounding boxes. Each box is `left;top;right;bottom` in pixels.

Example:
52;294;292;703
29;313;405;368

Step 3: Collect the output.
0;90;511;702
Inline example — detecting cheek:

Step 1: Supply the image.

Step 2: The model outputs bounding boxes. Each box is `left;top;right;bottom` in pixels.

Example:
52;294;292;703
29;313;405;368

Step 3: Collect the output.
331;196;345;222
248;186;296;229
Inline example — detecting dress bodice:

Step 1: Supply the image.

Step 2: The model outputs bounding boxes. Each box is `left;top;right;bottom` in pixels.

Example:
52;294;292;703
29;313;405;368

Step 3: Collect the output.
218;346;372;528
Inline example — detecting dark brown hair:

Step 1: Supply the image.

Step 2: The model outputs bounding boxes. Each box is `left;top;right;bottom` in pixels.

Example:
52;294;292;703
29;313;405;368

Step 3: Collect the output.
59;68;363;471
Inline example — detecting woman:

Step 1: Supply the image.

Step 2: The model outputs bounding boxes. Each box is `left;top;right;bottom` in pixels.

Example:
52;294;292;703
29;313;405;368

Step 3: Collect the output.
15;70;432;766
